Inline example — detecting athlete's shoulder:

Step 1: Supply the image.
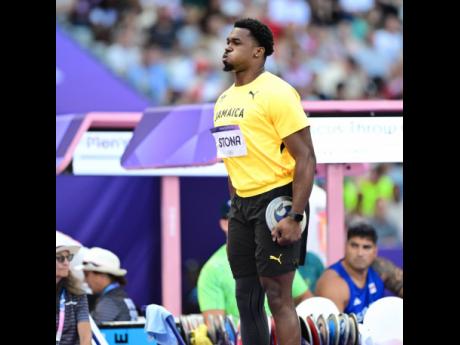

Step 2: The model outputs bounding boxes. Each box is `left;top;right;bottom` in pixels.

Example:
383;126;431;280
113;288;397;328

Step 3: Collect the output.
257;73;300;104
261;72;297;93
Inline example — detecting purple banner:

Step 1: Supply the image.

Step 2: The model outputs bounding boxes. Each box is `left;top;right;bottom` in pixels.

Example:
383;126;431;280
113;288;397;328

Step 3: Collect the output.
56;25;150;114
379;247;403;297
56;114;85;168
121;104;217;169
379;247;403;268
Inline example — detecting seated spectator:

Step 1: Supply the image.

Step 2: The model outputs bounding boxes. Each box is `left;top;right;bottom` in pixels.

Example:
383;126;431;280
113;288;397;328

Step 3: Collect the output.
315;221;387;322
298;250;403;297
56;230;92;294
77;247;139;324
56;233;92;345
197;200;313;326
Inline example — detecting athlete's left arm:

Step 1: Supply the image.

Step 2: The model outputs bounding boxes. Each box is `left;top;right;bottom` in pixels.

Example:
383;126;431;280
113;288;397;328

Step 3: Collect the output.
283;126;316;216
272;127;316;245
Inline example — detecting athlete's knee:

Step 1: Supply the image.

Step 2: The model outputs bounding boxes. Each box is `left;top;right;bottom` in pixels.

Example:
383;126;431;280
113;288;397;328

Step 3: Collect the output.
265;286;284;310
262;278;292;313
236;276;265;315
236;276;264;303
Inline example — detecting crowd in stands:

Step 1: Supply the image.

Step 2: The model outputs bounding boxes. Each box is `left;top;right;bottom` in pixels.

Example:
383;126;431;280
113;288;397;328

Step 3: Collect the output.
56;0;403;106
341;162;403;247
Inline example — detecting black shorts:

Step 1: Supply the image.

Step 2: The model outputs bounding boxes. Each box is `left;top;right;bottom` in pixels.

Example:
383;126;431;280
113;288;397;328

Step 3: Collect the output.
227;182;309;279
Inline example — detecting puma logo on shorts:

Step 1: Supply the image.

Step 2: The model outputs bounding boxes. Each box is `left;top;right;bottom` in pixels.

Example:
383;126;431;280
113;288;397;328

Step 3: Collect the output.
269;254;283;264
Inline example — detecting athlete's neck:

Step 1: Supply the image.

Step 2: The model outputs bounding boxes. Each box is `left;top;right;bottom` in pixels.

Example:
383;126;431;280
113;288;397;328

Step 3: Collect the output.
234;66;265;86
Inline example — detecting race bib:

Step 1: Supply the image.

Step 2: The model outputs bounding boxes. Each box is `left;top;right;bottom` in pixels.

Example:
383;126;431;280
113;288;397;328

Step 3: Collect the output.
211;125;248;158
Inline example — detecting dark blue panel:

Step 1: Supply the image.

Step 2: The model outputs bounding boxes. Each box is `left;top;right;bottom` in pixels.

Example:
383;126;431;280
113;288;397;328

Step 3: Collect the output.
56;175;162;307
179;176;229;265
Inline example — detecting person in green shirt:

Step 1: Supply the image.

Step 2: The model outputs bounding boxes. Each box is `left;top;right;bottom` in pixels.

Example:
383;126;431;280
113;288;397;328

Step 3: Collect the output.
358;164;395;217
197;200;312;325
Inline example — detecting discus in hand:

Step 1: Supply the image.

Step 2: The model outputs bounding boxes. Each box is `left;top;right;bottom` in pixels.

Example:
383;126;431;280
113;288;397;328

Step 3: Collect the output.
265;196;307;232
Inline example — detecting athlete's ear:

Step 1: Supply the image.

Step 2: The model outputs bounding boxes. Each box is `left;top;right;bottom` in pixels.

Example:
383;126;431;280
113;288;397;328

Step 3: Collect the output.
254;47;265;58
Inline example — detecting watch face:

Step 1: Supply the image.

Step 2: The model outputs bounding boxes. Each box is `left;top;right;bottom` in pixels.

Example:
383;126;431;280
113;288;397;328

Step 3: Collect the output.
289;212;304;222
265;196;307;232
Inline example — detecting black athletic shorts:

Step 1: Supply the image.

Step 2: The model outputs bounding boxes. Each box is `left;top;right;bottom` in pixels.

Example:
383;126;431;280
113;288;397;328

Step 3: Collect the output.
227;182;309;278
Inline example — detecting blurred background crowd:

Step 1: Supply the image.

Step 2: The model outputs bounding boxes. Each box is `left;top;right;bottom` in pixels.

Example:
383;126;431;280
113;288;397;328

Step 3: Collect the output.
340;162;402;248
56;0;403;106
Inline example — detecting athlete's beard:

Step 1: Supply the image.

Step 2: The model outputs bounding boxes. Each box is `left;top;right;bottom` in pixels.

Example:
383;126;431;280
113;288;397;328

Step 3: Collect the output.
223;61;234;71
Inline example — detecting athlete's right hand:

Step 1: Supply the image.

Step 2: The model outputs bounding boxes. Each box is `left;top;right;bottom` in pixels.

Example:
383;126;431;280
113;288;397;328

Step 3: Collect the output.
271;217;301;245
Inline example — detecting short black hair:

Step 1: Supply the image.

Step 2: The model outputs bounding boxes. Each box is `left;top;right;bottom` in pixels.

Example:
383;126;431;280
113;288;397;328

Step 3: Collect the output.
234;18;274;57
347;221;378;244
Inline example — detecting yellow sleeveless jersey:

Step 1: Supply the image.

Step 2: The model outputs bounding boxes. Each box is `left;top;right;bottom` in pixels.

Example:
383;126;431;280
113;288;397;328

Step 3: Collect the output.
213;72;309;197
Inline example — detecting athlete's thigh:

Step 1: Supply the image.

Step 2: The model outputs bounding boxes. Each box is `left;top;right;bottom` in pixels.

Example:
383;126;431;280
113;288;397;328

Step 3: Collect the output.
249;183;301;276
227;198;257;278
259;270;296;301
254;219;300;277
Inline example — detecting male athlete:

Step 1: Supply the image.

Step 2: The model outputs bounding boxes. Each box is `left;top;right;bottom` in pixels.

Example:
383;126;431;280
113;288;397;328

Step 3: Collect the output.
315;222;386;322
212;18;316;345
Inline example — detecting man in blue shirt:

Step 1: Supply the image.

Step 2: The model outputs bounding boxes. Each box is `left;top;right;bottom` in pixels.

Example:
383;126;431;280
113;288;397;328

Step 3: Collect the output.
315;221;385;322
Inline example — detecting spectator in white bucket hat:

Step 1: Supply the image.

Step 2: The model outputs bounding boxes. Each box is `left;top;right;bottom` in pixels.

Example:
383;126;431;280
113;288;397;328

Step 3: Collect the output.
76;247;138;324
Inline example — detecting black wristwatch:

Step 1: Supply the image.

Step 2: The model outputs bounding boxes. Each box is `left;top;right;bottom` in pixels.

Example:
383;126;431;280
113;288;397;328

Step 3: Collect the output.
287;211;304;223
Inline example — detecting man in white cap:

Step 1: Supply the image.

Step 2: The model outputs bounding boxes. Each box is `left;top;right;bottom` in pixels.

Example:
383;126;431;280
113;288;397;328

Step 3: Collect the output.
76;247;139;324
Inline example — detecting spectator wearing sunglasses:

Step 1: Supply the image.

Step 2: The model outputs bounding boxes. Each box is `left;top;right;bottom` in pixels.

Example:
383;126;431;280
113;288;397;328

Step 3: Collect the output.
56;231;92;294
56;233;92;345
76;247;139;324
